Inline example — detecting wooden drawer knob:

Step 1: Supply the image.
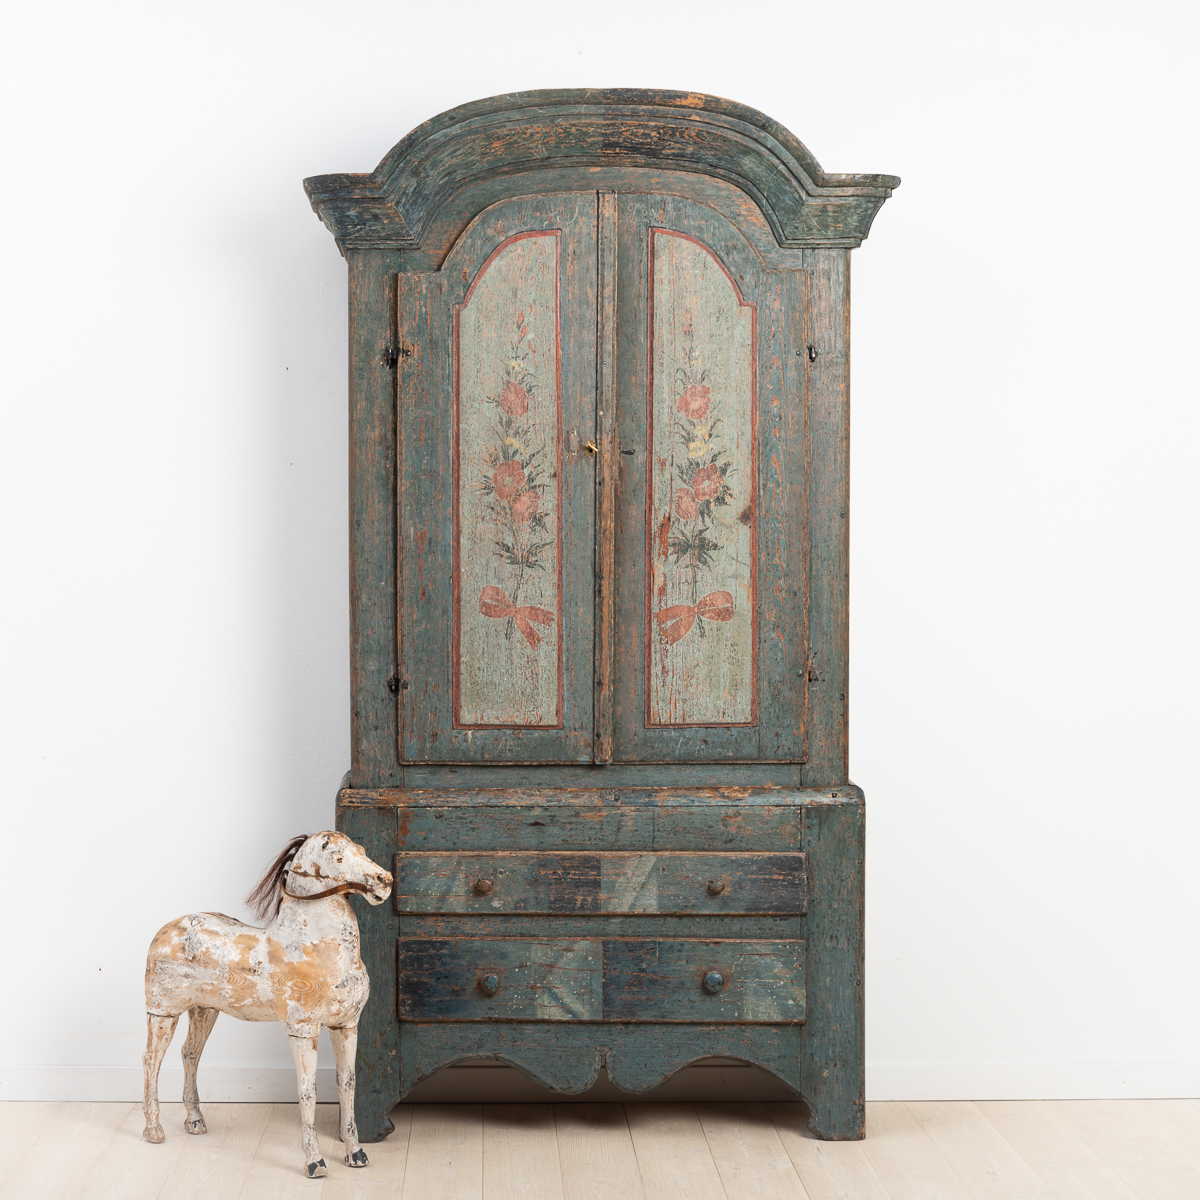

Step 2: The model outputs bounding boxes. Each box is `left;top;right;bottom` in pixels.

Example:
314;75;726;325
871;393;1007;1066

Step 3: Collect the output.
703;972;725;994
472;877;495;895
706;878;728;896
479;973;500;996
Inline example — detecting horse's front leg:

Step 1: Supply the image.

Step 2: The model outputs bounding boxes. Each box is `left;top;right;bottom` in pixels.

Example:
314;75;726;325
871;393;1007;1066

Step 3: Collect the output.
328;1025;367;1167
142;1013;179;1143
180;1006;219;1134
286;1025;325;1177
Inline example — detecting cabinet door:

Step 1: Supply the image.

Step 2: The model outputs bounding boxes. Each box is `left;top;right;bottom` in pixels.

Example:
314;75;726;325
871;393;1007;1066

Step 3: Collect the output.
609;195;808;761
397;195;597;762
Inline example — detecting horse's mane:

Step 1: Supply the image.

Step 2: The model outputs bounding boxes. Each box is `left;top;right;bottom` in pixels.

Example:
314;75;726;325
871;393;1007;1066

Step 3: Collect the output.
246;834;309;921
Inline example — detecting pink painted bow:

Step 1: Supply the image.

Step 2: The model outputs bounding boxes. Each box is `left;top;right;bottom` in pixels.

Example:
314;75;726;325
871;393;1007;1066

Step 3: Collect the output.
654;591;734;645
479;585;557;649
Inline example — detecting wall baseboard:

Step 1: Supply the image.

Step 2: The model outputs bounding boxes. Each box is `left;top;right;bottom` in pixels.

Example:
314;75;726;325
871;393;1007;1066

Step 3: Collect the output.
866;1061;1200;1100
2;1061;1196;1104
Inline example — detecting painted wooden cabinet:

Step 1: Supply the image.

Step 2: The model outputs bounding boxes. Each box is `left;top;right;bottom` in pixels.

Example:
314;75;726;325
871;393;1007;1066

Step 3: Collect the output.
305;89;896;1141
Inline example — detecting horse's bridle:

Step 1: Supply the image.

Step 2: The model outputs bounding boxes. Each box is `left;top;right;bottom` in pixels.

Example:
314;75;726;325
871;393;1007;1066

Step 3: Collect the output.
283;866;378;901
282;881;376;900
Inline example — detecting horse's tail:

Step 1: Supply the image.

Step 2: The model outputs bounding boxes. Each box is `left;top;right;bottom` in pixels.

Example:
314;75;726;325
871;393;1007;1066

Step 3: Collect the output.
246;834;309;921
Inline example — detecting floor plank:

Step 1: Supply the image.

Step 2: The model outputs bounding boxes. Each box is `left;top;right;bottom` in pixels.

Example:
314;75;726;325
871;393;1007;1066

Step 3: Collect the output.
238;1103;332;1199
0;1104;66;1193
1054;1099;1200;1200
2;1102;131;1200
858;1100;971;1200
554;1103;645;1200
695;1102;809;1198
400;1104;483;1200
767;1102;892;1200
624;1103;727;1200
906;1100;1057;1199
157;1102;272;1200
6;1096;1200;1200
483;1104;564;1200
78;1103;189;1200
1122;1099;1200;1176
319;1105;413;1200
976;1100;1140;1200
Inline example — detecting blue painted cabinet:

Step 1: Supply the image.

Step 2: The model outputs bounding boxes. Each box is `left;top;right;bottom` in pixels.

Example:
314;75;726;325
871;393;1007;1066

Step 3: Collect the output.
305;89;896;1140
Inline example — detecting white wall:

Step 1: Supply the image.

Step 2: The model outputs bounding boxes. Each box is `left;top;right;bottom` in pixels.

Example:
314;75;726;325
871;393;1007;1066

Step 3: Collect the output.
2;0;1196;1103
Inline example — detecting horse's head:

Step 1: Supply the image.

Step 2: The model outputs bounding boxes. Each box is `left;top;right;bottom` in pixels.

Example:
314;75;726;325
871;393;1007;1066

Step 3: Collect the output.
285;832;393;906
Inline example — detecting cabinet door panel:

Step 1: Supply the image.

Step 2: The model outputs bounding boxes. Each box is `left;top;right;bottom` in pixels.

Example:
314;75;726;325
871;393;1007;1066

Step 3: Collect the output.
646;229;757;726
612;195;808;761
398;194;597;762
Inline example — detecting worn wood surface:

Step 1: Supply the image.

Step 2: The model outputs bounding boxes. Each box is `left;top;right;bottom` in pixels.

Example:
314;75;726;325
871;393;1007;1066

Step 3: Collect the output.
142;834;393;1174
397;938;805;1024
456;230;563;728
304;89;898;254
602;940;805;1023
801;248;850;786
389;803;803;852
398;1022;803;1096
347;253;399;786
799;799;864;1139
338;793;858;1134
398;193;596;763
314;88;892;1145
394;851;806;914
612;193;807;762
594;192;618;764
645;227;756;728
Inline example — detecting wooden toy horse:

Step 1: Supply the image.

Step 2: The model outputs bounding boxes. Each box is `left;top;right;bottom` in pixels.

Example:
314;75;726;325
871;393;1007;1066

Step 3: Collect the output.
142;831;393;1177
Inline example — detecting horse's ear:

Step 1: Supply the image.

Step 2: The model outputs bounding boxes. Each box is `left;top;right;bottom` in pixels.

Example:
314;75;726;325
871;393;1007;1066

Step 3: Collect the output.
246;834;309;922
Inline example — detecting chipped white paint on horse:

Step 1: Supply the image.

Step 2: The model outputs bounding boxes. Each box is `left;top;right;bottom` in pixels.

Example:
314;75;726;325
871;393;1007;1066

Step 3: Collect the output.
142;831;393;1178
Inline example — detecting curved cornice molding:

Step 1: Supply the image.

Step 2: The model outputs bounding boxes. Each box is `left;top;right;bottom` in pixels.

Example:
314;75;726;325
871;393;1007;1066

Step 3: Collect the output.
304;89;899;252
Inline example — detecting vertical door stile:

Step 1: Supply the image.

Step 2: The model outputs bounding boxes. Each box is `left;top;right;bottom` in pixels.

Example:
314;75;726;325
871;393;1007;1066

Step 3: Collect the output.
594;193;618;763
389;269;403;758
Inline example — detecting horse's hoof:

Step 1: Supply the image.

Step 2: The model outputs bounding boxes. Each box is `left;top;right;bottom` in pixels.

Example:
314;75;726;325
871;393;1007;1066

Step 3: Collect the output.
305;1159;327;1178
143;1125;165;1144
346;1148;369;1167
184;1117;207;1135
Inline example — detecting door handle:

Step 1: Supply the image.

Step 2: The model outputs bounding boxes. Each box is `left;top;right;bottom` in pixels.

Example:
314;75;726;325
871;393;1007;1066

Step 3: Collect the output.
584;440;599;457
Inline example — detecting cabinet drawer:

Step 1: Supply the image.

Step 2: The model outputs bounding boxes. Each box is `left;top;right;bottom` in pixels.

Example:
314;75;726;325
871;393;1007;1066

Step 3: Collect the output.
397;937;805;1023
394;852;806;915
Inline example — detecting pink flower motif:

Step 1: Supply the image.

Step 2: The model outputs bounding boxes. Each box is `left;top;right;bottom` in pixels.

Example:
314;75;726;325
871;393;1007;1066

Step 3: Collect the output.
691;463;722;502
673;488;699;521
499;380;530;417
511;490;539;522
493;460;526;501
675;384;712;421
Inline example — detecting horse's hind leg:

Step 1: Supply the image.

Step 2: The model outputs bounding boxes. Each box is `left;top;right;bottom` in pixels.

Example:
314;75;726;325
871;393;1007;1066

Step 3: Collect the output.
181;1006;219;1134
142;1013;179;1143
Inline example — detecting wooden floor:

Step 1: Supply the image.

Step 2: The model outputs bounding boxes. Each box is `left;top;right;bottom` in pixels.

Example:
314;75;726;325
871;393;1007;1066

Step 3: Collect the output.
1;1099;1198;1199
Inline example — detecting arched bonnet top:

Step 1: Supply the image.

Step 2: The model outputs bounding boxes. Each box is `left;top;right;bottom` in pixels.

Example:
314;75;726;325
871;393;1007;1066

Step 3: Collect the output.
304;89;899;254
